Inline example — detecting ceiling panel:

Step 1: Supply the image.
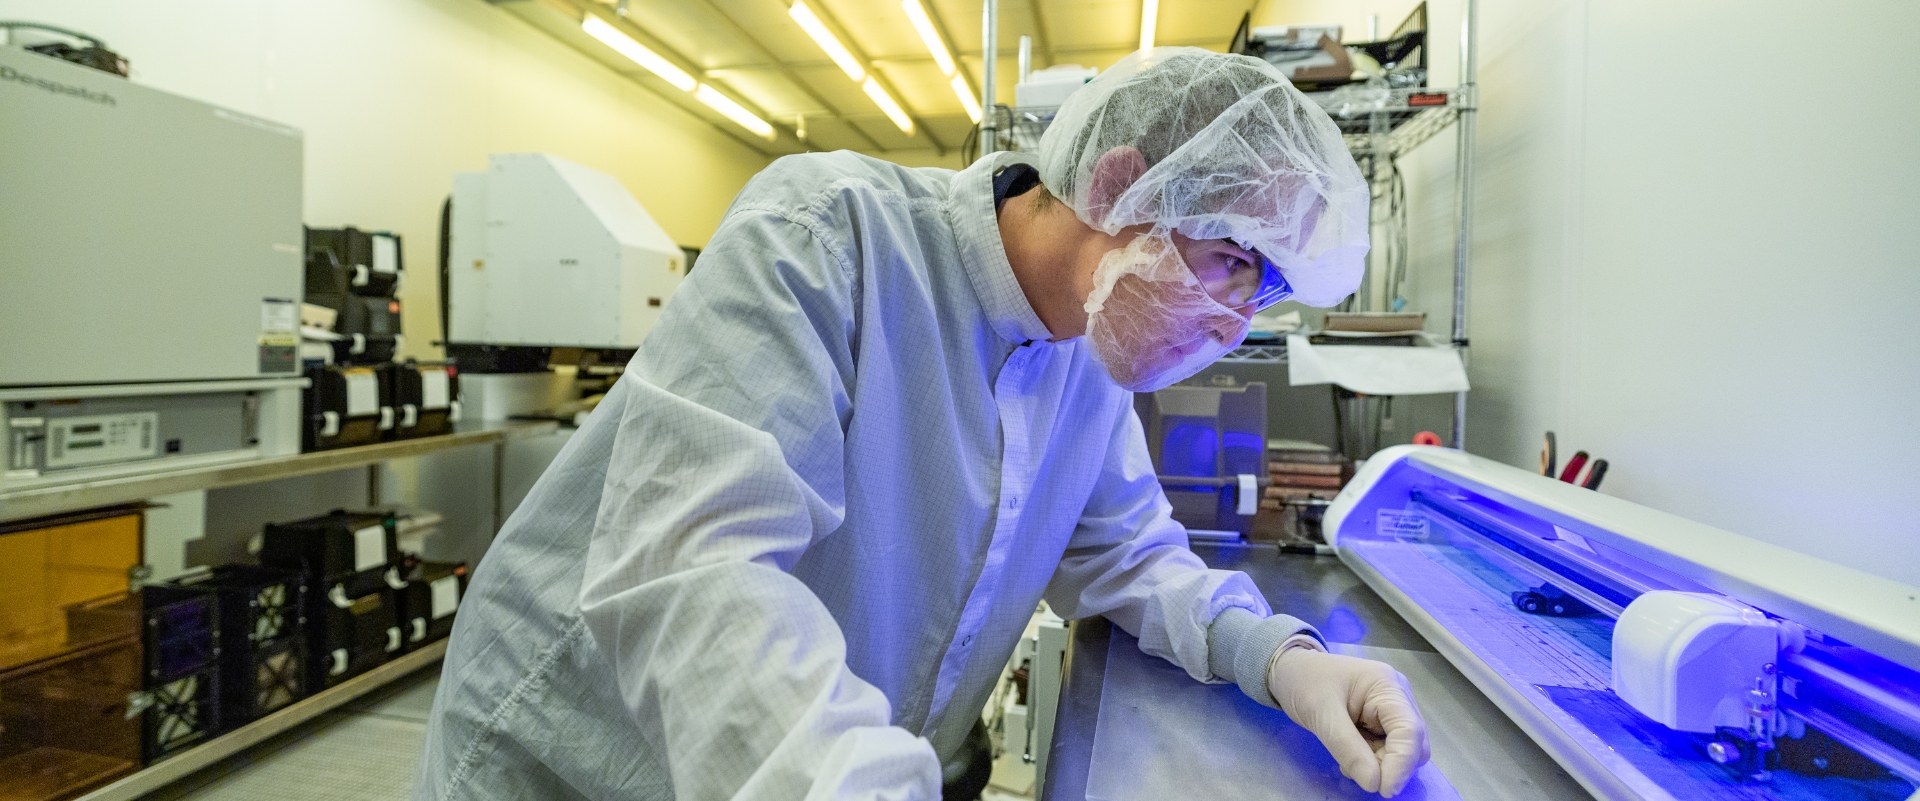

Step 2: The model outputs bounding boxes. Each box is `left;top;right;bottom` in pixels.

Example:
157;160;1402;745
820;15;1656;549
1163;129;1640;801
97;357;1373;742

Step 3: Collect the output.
922;116;977;149
816;0;926;62
872;59;959;119
515;0;1270;156
791;63;879;116
1154;0;1251;46
1040;0;1138;51
711;68;827;118
791;114;871;152
850;114;924;151
709;0;841;64
605;0;766;70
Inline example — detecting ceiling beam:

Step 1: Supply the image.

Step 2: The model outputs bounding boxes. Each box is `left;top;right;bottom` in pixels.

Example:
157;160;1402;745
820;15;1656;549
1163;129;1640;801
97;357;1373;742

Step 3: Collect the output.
678;0;888;153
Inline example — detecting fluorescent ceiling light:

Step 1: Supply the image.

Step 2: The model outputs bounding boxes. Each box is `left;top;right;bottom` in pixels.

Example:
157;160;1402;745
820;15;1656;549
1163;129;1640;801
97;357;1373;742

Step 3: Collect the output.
901;0;955;76
790;1;865;83
861;77;914;135
695;84;776;140
949;73;980;123
582;15;696;92
1138;0;1158;51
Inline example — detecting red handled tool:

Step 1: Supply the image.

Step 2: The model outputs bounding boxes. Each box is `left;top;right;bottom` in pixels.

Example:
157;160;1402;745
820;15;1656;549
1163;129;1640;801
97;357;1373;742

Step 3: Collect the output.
1558;451;1588;484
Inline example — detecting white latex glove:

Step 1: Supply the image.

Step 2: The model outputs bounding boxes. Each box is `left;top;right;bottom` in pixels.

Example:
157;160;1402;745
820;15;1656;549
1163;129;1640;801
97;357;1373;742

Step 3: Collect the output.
1266;648;1431;797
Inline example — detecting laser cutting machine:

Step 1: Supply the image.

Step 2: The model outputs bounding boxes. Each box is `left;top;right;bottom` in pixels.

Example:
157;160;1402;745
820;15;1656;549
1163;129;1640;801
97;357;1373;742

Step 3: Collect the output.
1326;446;1920;800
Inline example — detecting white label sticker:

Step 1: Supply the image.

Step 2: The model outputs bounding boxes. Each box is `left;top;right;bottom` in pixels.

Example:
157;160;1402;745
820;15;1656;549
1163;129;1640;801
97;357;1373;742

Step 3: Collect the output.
353;524;388;572
372;235;399;275
420;369;450;410
261;298;298;334
1376;509;1430;542
430;575;460;619
344;370;378;417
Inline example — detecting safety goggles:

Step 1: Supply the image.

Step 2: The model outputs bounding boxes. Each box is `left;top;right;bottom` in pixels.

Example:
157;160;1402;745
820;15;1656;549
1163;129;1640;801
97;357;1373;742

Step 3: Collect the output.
1218;240;1295;312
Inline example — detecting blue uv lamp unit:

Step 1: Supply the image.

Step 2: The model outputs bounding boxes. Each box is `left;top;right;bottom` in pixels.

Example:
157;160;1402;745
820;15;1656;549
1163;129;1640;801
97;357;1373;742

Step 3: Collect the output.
1327;446;1920;801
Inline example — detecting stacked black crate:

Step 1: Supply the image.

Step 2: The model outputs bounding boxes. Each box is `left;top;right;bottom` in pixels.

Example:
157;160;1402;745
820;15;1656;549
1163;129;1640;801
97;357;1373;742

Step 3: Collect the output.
166;566;309;732
259;511;405;694
135;585;221;763
378;361;461;440
301;227;404;452
394;558;468;652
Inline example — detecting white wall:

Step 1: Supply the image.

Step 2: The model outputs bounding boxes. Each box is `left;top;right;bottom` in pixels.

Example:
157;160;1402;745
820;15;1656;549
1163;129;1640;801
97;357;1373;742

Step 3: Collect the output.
1259;0;1920;584
0;0;774;359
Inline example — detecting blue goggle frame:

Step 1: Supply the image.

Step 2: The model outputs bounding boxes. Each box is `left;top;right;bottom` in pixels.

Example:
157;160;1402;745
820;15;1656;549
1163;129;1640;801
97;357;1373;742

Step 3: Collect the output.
1239;245;1295;312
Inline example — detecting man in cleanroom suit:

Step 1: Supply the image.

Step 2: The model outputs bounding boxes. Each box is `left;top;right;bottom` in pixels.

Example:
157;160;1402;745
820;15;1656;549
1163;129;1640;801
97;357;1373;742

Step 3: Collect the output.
416;47;1429;800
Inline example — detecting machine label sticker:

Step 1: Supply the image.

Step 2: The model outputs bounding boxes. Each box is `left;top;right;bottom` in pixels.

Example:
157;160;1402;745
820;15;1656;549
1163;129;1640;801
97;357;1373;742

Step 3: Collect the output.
430;576;460;619
1376;509;1430;542
353;524;388;573
259;298;299;374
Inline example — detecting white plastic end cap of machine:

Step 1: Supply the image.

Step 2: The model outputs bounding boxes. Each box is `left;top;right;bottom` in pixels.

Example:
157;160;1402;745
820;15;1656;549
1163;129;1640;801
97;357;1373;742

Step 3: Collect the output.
1613;590;1779;733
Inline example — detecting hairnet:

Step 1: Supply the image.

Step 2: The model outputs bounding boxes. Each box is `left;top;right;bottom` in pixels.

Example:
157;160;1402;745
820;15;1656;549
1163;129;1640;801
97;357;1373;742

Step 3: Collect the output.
1036;47;1369;307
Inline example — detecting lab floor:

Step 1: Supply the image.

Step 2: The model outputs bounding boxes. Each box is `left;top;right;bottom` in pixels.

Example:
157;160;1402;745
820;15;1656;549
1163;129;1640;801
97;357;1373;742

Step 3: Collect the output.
146;668;440;801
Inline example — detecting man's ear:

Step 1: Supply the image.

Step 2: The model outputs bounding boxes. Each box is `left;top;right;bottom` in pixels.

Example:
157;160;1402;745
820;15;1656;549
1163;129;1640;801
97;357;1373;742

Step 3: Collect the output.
1086;146;1148;227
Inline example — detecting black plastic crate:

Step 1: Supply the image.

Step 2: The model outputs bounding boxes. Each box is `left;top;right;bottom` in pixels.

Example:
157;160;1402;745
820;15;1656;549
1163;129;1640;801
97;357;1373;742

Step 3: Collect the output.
396;561;467;650
260;510;400;599
377;362;460;441
305;226;401;298
138;585;219;685
138;664;218;764
311;588;401;693
170;566;309;731
228;637;305;730
301;365;385;452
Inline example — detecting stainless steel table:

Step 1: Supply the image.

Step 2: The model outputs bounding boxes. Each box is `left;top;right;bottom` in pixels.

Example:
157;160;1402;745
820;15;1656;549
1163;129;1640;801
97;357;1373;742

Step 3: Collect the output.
1043;542;1593;800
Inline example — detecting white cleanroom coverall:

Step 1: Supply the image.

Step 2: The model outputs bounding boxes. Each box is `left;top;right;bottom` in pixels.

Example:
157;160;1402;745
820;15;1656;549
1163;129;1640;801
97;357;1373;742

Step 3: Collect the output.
414;150;1317;800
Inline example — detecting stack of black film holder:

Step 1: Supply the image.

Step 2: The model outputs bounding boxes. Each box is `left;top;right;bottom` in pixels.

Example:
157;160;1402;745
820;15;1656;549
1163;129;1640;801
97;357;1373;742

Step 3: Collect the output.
259;510;468;693
300;227;460;452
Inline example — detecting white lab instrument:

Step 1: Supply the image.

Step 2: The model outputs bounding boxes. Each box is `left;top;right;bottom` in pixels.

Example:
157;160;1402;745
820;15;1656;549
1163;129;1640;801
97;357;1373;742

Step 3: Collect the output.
0;46;305;492
1014;64;1098;108
1325;446;1920;799
444;153;685;363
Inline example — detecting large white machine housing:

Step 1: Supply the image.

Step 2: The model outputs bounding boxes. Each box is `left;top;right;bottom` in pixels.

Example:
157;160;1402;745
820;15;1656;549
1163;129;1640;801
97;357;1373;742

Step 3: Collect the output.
0;46;305;493
445;153;684;351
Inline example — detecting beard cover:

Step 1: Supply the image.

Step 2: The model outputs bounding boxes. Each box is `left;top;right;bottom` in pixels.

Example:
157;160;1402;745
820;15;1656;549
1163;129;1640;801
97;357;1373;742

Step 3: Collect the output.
1083;231;1251;392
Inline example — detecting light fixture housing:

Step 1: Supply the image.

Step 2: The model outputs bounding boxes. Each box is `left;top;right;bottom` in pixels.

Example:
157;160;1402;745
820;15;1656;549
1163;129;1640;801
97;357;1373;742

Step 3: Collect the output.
581;15;696;92
901;0;955;76
1138;0;1159;51
695;84;777;140
950;74;981;123
789;1;865;83
861;77;914;135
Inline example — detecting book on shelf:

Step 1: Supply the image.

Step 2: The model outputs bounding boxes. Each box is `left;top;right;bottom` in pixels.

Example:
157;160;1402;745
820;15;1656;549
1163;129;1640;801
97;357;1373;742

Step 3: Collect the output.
1268;461;1343;476
1269;473;1344;489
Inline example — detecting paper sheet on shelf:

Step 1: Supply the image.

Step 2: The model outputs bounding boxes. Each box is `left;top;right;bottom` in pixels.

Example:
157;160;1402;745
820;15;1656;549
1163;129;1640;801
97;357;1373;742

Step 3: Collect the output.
1086;629;1461;801
1286;335;1470;395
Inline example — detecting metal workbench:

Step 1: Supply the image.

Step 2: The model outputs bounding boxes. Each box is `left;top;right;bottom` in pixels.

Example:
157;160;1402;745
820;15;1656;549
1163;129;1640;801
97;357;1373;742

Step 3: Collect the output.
1042;541;1592;800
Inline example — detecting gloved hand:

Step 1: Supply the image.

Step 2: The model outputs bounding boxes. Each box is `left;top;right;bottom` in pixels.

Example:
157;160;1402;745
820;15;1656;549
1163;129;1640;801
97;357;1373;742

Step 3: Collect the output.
1266;648;1430;797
